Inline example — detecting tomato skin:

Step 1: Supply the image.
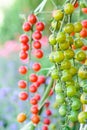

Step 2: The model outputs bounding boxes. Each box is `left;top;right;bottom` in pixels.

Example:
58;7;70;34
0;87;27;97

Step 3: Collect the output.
81;45;87;51
71;44;76;50
82;20;87;28
19;91;28;100
31;115;40;124
29;74;38;82
64;3;74;14
69;66;77;76
80;28;87;38
29;84;37;93
22;22;31;32
21;43;29;51
17;113;27;123
38;75;46;84
19;66;28;75
80;93;87;104
33;41;41;49
63;23;74;34
32;63;41;72
18;80;27;89
28;14;37;24
43;118;51;125
34;94;41;101
31;105;38;114
56;32;66;43
30;98;38;105
36;22;45;31
74;2;79;8
33;31;42;40
55;83;62;93
44;101;50;108
74;22;82;33
35;49;43;59
52;10;63;21
76;51;86;61
82;8;87;14
19;34;29;44
19;51;28;60
61;71;72;82
59;41;69;50
78;111;87;123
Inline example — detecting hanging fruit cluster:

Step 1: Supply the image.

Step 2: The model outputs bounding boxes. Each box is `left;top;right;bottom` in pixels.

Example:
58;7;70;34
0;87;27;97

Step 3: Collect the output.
17;0;87;130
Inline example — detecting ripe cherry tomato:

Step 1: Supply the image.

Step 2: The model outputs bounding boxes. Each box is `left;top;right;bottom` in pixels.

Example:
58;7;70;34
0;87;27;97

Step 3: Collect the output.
74;22;82;33
31;105;38;114
74;2;79;8
64;3;74;14
34;82;40;88
17;113;27;123
52;10;63;21
19;34;29;44
44;101;50;108
82;20;87;28
63;23;74;34
33;41;41;49
22;22;31;32
46;109;52;116
18;80;27;89
36;22;45;31
30;98;38;105
33;31;42;40
21;43;29;51
81;45;87;51
29;84;37;93
19;91;28;100
34;94;41;101
42;125;48;130
43;118;51;125
78;111;87;123
72;44;76;50
19;66;28;75
29;73;38;82
32;63;41;72
82;8;87;14
80;28;87;38
28;14;37;24
19;51;28;60
35;49;43;59
38;75;46;84
31;115;40;124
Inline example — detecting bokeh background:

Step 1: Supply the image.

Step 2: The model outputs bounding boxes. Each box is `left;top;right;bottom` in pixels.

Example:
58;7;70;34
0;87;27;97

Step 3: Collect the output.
0;0;86;130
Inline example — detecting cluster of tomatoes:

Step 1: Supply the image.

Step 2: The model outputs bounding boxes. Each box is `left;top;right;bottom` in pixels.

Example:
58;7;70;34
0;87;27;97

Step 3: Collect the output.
49;2;87;128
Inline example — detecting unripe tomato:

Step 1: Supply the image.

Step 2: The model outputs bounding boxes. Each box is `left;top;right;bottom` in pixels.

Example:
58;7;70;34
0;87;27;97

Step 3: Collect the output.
22;22;31;32
64;49;75;59
31;115;40;124
82;20;87;28
51;20;61;30
80;28;87;38
33;41;41;49
78;65;87;79
43;118;50;125
35;49;43;59
61;59;71;70
81;45;87;51
49;34;56;45
51;69;59;79
74;22;82;33
74;38;84;48
56;93;65;105
56;32;66;43
28;14;37;24
82;8;87;14
66;80;75;87
67;85;76;97
72;44;76;50
80;93;87;104
17;113;27;123
36;22;45;31
71;99;81;110
54;51;64;63
19;34;29;44
29;74;38;82
31;105;38;114
63;23;74;34
52;10;63;21
19;51;28;60
33;31;42;40
19;66;28;75
82;84;87;93
61;70;72;82
19;91;28;100
21;43;29;51
59;41;70;50
68;111;78;122
18;80;27;89
55;83;62;93
32;63;41;71
75;51;86;61
67;36;74;45
69;66;77;76
64;3;74;14
49;52;55;63
78;111;87;123
59;105;67;116
29;84;37;93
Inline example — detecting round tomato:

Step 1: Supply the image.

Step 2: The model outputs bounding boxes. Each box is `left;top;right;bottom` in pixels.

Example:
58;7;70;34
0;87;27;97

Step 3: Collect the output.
59;41;69;50
78;111;87;124
56;93;65;105
56;32;66;43
59;105;67;116
63;23;74;34
78;65;87;79
67;85;76;97
71;99;81;110
75;51;86;61
74;38;84;48
55;83;62;93
49;34;56;45
61;59;71;70
17;113;27;123
51;69;59;79
53;10;63;21
80;93;87;104
64;49;75;59
64;3;74;14
54;51;64;63
74;22;82;33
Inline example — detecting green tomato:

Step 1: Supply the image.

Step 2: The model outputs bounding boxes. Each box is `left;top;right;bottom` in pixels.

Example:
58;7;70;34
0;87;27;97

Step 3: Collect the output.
71;99;81;110
49;34;56;45
64;49;75;59
80;93;87;104
61;70;72;82
74;38;84;48
78;111;87;124
66;80;75;87
64;3;74;14
67;85;76;97
75;51;86;61
51;69;59;79
69;66;77;76
54;51;65;63
51;20;61;30
74;22;82;33
78;65;87;79
56;32;66;43
59;105;67;116
63;23;74;34
59;41;70;50
53;10;64;21
56;93;65;105
82;84;87;93
55;83;62;93
61;59;71;70
67;36;74;45
49;52;55;62
68;111;78;122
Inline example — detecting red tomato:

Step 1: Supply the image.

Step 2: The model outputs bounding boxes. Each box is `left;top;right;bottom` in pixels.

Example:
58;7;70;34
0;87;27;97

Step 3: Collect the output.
19;34;29;44
29;84;37;93
19;91;28;100
33;41;41;49
30;98;38;105
29;74;38;82
33;31;42;40
44;101;50;108
82;8;87;14
35;50;43;59
32;63;41;71
74;2;79;8
43;118;51;125
81;45;87;51
21;43;29;51
31;115;40;124
36;22;45;31
31;105;38;114
22;22;31;32
28;14;37;24
72;44;76;50
34;94;41;101
82;20;87;28
46;109;52;116
18;80;27;89
34;82;40;88
19;66;28;75
19;51;28;60
42;125;48;130
38;75;46;84
70;32;75;36
80;28;87;38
